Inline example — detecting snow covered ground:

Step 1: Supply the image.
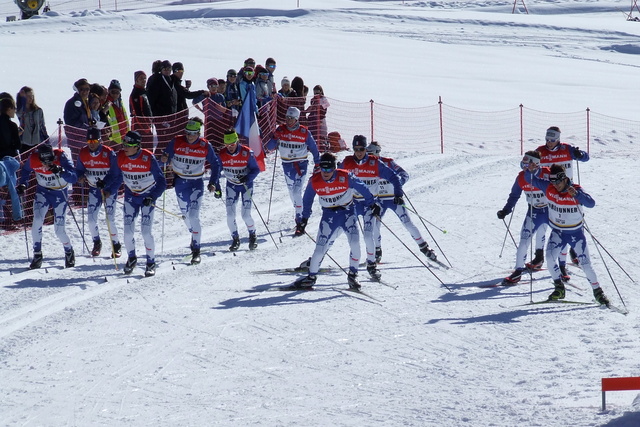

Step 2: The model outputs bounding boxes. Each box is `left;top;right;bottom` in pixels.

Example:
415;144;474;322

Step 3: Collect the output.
1;1;640;426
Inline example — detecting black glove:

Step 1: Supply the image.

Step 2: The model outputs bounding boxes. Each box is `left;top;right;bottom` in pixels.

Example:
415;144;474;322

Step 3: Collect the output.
497;209;507;219
574;147;585;160
143;197;154;207
393;196;404;205
49;164;63;174
95;178;105;189
370;203;381;217
237;175;247;183
16;184;26;195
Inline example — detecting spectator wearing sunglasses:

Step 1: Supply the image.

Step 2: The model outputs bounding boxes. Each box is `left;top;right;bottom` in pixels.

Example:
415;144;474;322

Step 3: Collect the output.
535;126;589;267
497;150;551;285
254;64;274;107
291;152;379;291
239;66;256;106
171;61;208;113
76;127;122;258
339;135;403;281
238;57;256;84
101;130;166;277
524;163;610;306
265;57;277;95
63;78;92;129
160;118;222;265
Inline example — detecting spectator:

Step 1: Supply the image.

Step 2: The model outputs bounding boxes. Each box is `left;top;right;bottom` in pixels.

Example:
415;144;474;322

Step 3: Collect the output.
224;69;242;116
193;78;228;149
239;66;256;104
88;93;103;126
255;65;274;107
265;57;277;95
105;79;130;144
290;76;307;123
129;70;154;150
278;77;297;97
306;84;330;149
238;57;256;83
63;78;92;129
90;83;110;123
147;59;176;117
16;86;49;153
171;61;208;113
0;97;21;159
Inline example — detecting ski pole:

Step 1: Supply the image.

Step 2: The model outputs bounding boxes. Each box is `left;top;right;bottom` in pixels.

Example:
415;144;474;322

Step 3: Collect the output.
266;150;279;223
101;190;118;270
161;163;167;254
399;197;447;234
499;213;517;258
20;194;30;260
377;215;451;292
402;192;452;268
114;198;184;219
302;230;347;275
244;184;279;249
81;180;86;254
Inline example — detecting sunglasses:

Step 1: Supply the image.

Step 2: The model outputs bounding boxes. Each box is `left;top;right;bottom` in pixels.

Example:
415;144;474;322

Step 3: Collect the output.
267;64;276;69
245;71;254;76
87;139;100;144
354;147;366;152
228;74;237;77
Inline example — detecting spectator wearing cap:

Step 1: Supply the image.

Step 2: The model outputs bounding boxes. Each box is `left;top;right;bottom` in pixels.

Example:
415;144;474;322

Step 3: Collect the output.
17;143;78;270
171;61;208;113
266;106;320;233
339;134;404;280
105;79;130;144
160;117;222;264
305;84;330;150
75;126;123;258
238;57;256;84
224;69;242;116
192;78;229;151
216;128;261;252
239;66;256;105
90;83;110;124
254;65;274;108
278;77;297;98
101;130;166;277
129;70;154;150
63;78;92;129
276;77;297;124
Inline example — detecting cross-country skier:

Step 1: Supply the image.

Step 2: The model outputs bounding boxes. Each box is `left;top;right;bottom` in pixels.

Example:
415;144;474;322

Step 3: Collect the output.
17;143;78;269
524;164;609;305
366;141;438;264
339;135;403;280
215;129;260;251
160;117;222;264
266;106;320;235
76;127;122;258
292;152;381;290
101;131;166;277
497;150;550;285
536;126;589;269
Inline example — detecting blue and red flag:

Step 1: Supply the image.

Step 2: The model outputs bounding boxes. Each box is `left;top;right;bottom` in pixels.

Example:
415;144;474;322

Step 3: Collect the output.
235;84;265;171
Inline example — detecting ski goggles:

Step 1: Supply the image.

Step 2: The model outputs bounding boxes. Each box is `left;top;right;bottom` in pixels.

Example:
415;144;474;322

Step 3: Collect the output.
86;139;100;144
319;160;336;172
549;171;567;183
520;154;540;169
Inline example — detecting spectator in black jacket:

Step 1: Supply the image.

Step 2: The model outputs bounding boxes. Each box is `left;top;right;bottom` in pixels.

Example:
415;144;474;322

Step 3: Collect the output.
171;61;208;113
129;70;153;149
146;60;177;117
63;78;92;129
0;97;21;159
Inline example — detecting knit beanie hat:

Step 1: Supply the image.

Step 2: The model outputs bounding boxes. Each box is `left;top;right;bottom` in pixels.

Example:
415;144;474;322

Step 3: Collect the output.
108;79;121;91
281;76;290;86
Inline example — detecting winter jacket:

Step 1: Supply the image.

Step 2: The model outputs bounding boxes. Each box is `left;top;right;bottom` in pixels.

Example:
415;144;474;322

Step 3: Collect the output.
18;107;48;149
0;114;21;158
146;73;177;117
63;93;91;129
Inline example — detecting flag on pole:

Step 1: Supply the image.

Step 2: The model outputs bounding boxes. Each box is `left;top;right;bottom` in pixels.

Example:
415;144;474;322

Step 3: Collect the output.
235;84;265;171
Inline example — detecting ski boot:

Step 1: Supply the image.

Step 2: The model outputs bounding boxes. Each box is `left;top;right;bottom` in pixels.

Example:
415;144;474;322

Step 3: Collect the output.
111;242;122;258
593;287;610;306
502;268;523;286
65;248;75;268
91;239;102;257
191;247;201;265
145;262;156;278
293;220;306;238
292;274;316;290
525;249;544;271
29;251;43;270
347;271;361;290
366;262;382;281
229;236;240;252
559;263;570;282
570;248;579;266
248;232;258;250
124;256;137;275
419;242;437;261
375;247;382;264
548;279;566;301
297;257;311;272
